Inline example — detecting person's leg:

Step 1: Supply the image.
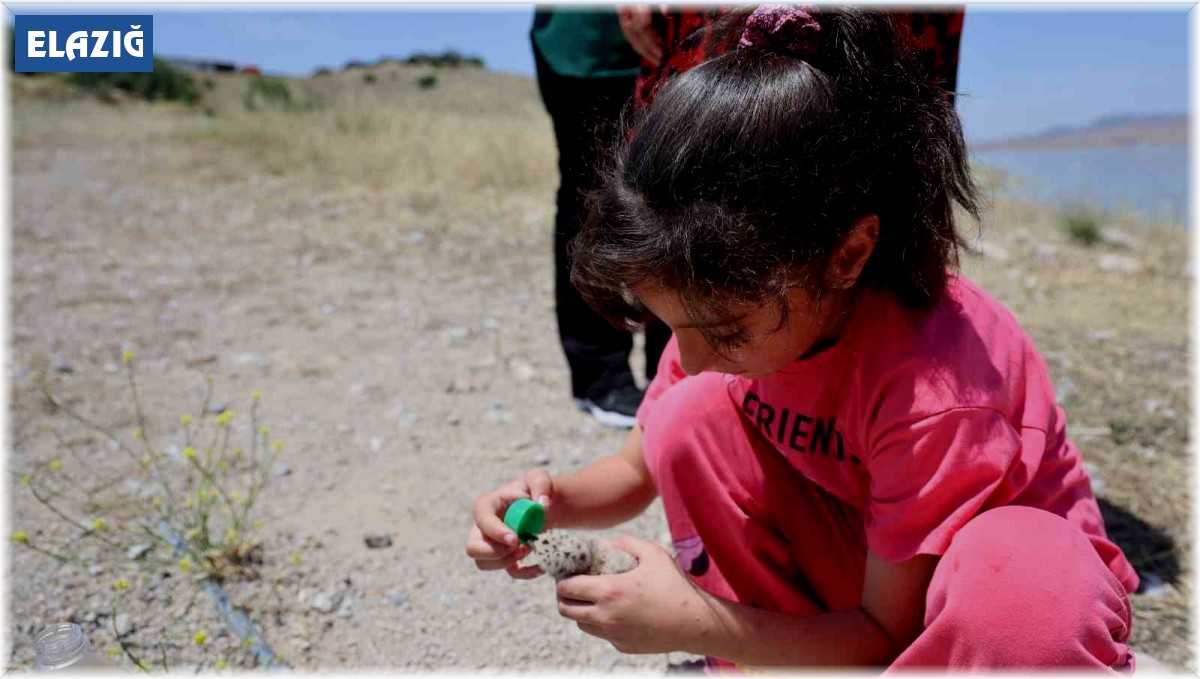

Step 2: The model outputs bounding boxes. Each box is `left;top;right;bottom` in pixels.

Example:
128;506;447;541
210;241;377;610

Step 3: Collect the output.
533;44;642;415
640;374;869;643
888;505;1134;671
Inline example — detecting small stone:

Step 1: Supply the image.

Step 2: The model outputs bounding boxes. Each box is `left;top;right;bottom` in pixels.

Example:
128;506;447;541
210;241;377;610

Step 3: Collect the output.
509;359;536;382
205;402;230;415
1097;254;1142;274
88;565;104;577
274;463;292;477
445;413;462;427
386;591;408;607
115;614;134;637
126;543;152;560
370;438;384;453
52;353;74;374
364;534;393;549
396;410;420;427
533;452;552;466
444;327;471;341
487;405;514;425
230;353;264;366
1088;329;1116;342
311;592;338;613
322;305;338;315
1144;399;1166;415
103;363;120;374
405;231;426;245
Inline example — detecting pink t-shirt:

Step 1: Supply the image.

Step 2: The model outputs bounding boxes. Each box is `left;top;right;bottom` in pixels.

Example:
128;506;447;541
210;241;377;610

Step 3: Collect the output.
638;273;1138;594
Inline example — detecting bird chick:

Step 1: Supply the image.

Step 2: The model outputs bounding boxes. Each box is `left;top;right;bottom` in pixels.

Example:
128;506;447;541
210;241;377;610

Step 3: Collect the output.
526;529;638;581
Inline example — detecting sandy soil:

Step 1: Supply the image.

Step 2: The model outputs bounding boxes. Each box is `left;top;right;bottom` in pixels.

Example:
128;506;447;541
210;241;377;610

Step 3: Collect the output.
6;67;1192;671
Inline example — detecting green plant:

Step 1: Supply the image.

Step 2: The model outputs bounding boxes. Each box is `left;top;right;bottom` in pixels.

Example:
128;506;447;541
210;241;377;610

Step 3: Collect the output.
417;73;438;90
204;77;216;91
362;72;376;85
14;351;288;670
1060;207;1103;246
243;75;312;112
69;58;200;104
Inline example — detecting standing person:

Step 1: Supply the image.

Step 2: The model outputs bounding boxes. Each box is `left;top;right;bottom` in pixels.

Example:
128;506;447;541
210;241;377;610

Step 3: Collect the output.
531;9;672;429
470;7;1137;670
625;5;966;109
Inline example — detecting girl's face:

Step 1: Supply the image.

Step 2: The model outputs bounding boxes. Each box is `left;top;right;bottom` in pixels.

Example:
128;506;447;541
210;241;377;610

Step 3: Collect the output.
634;284;852;379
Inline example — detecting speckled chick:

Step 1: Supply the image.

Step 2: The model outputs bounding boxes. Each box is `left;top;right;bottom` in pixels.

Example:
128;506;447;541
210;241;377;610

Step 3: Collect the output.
528;529;638;581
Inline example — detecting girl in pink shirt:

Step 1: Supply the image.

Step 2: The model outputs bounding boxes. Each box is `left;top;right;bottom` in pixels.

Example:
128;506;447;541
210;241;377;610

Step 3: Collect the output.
466;5;1136;671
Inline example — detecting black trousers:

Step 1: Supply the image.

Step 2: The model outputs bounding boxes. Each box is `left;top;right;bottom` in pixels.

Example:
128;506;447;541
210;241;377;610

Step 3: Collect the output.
533;44;671;400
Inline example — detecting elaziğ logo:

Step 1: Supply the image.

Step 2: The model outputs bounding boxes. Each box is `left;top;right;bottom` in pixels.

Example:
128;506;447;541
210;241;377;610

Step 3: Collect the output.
15;15;153;73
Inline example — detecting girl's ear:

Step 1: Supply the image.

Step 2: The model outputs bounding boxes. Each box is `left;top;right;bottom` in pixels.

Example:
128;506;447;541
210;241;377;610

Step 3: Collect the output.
825;215;879;289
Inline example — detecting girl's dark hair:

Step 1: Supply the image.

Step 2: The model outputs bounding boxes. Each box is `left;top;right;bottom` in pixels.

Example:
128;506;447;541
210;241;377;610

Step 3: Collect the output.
571;8;980;340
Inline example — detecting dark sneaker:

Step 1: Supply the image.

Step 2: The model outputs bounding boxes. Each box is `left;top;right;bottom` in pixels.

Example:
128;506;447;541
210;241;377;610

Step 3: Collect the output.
574;384;644;429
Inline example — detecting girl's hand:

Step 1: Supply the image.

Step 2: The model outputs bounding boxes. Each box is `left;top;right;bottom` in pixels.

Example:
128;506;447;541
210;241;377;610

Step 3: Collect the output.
464;468;553;580
554;536;714;654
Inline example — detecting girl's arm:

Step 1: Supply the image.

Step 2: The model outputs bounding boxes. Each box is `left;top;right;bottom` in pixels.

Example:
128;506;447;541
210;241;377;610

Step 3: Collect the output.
548;425;658;529
690;551;939;666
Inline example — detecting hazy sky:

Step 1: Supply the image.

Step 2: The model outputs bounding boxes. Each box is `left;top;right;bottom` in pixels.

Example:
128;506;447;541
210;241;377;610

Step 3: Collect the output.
5;4;1190;142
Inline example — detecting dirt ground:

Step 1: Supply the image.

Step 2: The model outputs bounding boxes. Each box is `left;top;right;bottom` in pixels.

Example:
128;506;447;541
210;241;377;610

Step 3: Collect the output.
6;66;1192;671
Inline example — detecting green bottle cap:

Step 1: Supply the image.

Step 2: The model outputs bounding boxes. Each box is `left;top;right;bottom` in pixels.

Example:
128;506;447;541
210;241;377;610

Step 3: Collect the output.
503;498;546;544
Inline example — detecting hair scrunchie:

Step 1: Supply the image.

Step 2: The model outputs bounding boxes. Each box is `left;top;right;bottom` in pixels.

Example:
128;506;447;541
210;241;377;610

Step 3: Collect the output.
738;4;822;58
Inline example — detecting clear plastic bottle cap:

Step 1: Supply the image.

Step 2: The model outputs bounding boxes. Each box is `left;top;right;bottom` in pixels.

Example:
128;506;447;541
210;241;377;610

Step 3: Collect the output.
33;623;87;670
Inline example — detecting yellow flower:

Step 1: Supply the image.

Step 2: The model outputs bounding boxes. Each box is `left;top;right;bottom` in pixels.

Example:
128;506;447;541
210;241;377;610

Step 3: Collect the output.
121;349;134;364
151;497;163;508
272;441;284;452
260;425;270;437
49;460;62;471
11;531;29;544
193;631;209;646
251;389;262;402
224;527;237;543
241;638;253;651
253;519;264;531
218;459;229;470
20;475;32;486
179;556;193;572
216;411;233;427
105;646;121;658
231;448;243;459
181;414;193;427
291;553;303;566
230;490;241;501
183;447;198;460
91;518;106;531
141;455;153;466
133;427;144;441
216;659;228;670
113;579;130;592
184;498;194;509
186;528;200;540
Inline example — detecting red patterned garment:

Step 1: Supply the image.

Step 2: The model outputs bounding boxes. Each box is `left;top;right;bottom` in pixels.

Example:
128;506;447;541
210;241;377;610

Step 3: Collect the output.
632;7;965;110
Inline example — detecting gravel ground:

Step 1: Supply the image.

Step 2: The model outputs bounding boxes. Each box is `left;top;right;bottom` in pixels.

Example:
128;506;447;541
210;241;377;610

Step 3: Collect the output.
7;74;1191;672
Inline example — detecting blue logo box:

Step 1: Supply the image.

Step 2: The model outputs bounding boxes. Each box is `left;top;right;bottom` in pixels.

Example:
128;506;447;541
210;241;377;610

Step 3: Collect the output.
15;15;153;73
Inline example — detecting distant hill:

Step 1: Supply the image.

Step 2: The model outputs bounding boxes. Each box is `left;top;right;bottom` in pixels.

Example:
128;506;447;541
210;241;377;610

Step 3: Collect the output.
973;113;1188;151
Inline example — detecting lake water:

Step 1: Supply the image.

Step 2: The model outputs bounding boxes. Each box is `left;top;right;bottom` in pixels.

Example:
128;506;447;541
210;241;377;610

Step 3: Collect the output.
971;144;1188;227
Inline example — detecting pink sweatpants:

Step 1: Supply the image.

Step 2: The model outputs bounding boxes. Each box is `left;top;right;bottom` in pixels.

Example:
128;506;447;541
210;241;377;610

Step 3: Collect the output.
640;373;1135;671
